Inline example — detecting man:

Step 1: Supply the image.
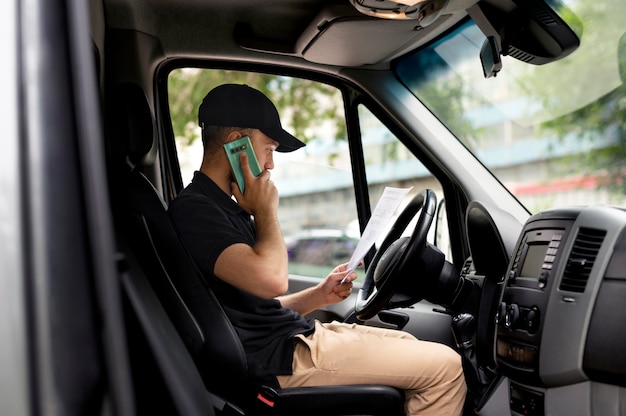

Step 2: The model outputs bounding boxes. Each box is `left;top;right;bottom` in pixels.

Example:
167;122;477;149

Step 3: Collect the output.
169;83;466;416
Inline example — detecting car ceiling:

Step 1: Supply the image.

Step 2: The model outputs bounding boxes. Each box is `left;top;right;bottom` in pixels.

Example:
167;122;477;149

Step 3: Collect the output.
102;0;479;70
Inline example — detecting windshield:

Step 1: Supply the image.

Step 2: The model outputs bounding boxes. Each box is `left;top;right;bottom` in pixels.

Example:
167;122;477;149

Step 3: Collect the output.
395;0;626;213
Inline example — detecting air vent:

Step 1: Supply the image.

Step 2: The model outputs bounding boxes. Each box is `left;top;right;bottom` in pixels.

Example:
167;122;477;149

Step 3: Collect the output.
559;228;606;292
529;5;558;27
460;257;474;278
508;47;535;63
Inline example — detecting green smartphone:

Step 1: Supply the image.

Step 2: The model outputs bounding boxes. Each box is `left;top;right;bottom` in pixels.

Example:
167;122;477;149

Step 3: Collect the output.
223;136;262;193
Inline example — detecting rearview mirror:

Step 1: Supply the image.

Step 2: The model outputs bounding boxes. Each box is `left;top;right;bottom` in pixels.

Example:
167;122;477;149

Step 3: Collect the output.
468;0;580;67
480;36;502;78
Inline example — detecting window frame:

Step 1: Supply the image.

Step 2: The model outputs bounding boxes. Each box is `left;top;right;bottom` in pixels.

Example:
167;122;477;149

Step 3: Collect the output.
156;61;471;271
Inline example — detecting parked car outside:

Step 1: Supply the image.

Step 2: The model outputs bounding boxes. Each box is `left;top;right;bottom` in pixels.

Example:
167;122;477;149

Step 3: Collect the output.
285;229;361;279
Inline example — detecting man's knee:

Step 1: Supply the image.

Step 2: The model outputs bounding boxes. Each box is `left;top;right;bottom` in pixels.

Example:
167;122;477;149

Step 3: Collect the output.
438;344;465;383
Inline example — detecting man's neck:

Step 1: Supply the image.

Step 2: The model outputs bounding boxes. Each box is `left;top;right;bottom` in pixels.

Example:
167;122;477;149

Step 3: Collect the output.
199;163;232;196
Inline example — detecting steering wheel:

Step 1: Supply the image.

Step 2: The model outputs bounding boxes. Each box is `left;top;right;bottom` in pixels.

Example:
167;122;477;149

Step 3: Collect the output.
355;189;438;321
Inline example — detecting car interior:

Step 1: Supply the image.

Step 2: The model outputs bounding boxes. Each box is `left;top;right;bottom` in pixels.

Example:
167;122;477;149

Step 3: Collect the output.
4;0;625;414
98;0;626;415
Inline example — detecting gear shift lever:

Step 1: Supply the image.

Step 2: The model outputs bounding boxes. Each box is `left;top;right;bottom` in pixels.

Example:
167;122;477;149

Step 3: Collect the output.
451;313;485;409
452;313;476;349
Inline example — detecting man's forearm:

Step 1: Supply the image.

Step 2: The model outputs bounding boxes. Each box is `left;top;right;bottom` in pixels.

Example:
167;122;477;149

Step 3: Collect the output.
277;286;324;316
252;213;289;288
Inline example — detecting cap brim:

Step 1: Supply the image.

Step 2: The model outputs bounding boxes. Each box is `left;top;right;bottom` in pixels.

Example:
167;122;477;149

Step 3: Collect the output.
262;127;306;153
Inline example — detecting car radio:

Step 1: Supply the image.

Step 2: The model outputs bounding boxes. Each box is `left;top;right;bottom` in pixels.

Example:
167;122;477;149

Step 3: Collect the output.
495;208;579;384
495;205;626;415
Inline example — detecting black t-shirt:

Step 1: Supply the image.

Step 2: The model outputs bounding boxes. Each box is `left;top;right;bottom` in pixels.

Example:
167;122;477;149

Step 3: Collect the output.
168;171;315;385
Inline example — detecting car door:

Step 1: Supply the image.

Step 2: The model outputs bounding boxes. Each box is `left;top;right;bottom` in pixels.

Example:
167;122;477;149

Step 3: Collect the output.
0;0;135;413
1;1;223;415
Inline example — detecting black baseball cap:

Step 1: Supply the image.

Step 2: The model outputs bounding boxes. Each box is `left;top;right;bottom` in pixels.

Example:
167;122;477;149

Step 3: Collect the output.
198;84;305;152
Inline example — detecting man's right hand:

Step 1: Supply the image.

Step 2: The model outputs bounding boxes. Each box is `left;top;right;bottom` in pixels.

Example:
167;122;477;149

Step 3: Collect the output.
232;152;279;218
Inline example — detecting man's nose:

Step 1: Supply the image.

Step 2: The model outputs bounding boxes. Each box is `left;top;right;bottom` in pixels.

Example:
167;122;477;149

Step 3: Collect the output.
265;155;274;170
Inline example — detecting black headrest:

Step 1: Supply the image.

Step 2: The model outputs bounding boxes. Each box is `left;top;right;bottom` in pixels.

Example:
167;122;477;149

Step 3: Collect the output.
108;82;156;168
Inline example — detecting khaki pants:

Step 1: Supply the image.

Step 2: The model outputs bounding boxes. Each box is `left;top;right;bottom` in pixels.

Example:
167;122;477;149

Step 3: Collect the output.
277;321;466;416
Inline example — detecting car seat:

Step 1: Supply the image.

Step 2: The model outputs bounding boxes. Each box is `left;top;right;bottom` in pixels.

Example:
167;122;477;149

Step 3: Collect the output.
107;82;405;415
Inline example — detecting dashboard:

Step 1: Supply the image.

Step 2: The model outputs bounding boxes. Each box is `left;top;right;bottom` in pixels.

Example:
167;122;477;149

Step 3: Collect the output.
495;206;626;415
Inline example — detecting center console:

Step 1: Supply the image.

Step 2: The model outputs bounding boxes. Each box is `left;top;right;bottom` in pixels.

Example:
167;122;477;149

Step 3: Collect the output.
495;206;626;416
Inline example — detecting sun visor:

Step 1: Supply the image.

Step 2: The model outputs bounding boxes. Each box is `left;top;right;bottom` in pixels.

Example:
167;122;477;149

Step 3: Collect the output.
234;1;458;67
295;3;452;67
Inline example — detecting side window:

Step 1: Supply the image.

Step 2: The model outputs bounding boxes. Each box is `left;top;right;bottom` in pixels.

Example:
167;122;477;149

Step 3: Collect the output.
168;69;360;279
168;70;452;279
358;105;451;258
273;122;360;279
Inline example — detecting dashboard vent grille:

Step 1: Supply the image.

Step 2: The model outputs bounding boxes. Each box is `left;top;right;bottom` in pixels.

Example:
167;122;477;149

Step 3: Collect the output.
559;227;606;292
460;257;474;278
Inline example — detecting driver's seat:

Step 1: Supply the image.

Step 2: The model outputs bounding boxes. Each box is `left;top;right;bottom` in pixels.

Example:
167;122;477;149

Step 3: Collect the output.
109;82;405;415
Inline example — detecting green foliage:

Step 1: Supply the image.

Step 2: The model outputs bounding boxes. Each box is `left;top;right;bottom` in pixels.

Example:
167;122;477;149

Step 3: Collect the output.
538;0;626;197
541;85;626;196
416;76;478;151
167;69;346;147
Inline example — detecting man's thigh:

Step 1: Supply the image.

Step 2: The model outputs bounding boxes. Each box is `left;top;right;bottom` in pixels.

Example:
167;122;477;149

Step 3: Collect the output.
278;321;460;391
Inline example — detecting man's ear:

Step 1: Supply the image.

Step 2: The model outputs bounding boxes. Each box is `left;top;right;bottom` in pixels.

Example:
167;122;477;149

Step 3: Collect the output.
224;130;243;144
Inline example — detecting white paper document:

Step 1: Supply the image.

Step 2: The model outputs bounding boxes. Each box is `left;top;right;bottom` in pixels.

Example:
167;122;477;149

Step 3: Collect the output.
340;186;413;284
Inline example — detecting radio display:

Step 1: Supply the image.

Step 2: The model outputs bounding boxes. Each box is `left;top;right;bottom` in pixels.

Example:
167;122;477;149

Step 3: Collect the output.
513;228;563;283
519;243;549;278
